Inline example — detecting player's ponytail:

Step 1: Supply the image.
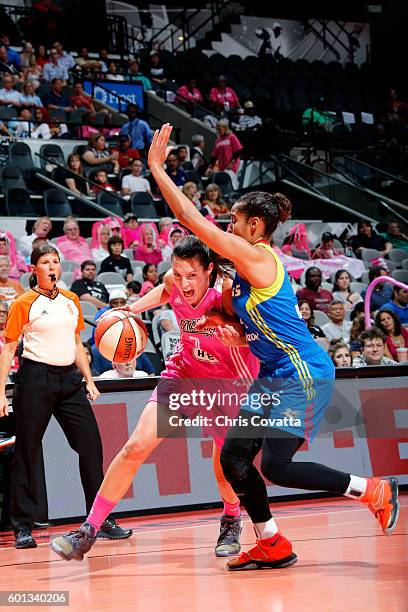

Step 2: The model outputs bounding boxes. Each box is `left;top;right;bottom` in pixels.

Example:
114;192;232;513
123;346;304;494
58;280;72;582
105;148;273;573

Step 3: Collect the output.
235;191;292;237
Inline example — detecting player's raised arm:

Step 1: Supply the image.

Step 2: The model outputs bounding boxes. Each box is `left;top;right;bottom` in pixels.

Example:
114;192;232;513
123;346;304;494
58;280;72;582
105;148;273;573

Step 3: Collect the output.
148;124;262;271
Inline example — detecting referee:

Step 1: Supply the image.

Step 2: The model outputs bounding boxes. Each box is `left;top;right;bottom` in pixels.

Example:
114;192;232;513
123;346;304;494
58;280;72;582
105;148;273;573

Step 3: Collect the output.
0;245;132;548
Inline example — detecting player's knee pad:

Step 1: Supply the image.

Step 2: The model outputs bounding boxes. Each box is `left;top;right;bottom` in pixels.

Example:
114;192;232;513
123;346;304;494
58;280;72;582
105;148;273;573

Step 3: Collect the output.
220;447;252;488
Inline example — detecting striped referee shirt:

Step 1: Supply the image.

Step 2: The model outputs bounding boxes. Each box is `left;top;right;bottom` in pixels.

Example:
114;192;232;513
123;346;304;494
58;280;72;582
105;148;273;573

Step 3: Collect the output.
5;288;85;366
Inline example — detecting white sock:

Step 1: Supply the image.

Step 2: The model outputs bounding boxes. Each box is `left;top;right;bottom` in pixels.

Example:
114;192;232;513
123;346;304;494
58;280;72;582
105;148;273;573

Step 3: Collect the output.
253;517;278;539
344;475;368;499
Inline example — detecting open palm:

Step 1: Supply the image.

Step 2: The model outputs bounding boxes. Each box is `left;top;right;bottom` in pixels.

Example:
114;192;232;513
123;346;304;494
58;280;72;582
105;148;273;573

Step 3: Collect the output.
148;123;174;167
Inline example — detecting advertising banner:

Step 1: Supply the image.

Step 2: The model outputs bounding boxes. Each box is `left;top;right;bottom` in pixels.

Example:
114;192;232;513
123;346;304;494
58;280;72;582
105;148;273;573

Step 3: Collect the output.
42;374;408;521
83;80;144;111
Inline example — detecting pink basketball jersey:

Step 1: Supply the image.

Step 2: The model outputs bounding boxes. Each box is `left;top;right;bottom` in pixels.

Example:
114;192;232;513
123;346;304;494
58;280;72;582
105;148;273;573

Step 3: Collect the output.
163;284;259;380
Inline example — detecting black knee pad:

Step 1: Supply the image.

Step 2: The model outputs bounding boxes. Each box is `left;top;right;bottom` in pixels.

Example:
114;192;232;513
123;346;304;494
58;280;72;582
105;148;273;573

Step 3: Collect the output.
220;448;251;487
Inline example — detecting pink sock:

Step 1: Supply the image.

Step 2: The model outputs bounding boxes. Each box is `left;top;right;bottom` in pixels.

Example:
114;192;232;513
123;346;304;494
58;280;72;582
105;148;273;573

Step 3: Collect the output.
87;493;116;531
223;498;240;518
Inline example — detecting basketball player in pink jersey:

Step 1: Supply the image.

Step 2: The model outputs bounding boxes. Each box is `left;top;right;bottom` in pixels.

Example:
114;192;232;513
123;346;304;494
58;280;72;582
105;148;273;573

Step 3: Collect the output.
50;235;259;561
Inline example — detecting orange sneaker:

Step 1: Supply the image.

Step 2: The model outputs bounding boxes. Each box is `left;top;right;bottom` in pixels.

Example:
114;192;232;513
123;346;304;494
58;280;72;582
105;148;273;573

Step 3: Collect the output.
226;533;297;571
359;477;400;535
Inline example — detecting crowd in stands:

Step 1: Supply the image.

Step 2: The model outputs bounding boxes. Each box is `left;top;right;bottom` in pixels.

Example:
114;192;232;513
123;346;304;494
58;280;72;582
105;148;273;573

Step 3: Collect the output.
0;29;407;377
0;205;406;377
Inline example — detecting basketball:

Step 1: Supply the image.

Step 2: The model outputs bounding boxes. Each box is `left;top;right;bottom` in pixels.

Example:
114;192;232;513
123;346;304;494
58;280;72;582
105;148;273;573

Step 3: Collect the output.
94;310;148;363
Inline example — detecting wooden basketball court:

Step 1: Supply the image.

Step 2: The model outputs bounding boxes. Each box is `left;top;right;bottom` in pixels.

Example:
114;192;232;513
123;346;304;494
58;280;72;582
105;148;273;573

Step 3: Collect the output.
0;494;406;611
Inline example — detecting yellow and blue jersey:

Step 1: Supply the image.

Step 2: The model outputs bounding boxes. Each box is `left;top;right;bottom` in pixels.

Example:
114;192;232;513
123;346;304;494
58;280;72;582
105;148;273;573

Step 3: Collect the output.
232;243;320;366
232;243;334;440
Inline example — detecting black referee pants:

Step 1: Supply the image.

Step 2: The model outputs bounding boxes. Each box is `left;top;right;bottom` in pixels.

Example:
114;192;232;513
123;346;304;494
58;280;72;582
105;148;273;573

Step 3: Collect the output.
10;359;104;532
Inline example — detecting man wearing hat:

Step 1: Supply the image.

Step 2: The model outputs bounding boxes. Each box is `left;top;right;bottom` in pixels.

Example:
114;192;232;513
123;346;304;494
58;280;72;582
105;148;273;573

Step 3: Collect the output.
312;232;343;259
235;100;263;131
113;134;141;170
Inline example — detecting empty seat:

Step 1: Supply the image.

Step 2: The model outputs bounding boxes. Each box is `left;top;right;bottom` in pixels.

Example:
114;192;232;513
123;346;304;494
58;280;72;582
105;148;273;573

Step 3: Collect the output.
69;109;85;126
130;192;157;217
96;271;126;285
79;301;98;318
96;190;123;216
43;188;73;217
5;188;43;216
388;248;408;267
391;270;408;284
8;142;34;179
0;165;26;192
39;143;65;173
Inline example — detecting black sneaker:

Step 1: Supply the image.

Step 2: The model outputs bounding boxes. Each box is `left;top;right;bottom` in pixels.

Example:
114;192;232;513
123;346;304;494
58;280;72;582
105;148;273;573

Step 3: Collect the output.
97;518;133;540
15;529;37;549
50;522;96;561
215;515;242;557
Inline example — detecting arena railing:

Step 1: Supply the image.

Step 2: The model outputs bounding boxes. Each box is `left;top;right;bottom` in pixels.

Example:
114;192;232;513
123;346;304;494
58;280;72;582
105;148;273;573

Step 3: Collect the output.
343;155;408;210
34;151;126;206
277;154;398;224
310;156;408;227
149;1;232;52
34;171;124;220
272;155;372;221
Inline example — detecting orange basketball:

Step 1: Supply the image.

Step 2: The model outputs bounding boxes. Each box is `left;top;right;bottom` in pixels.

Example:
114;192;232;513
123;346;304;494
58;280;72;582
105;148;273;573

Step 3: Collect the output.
94;310;148;363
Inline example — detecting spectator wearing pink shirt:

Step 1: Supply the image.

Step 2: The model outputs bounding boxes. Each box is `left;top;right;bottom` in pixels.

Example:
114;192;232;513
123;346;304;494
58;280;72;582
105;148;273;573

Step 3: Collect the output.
122;212;141;249
176;78;204;114
56;217;92;271
0;233;27;280
208;120;243;188
134;223;163;265
209;75;241;116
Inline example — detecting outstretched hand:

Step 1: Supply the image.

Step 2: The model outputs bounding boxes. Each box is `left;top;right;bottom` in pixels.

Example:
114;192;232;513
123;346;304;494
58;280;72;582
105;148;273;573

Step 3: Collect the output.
215;324;243;347
148;123;174;168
